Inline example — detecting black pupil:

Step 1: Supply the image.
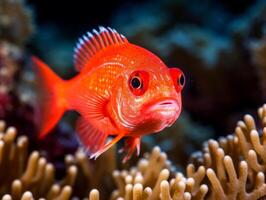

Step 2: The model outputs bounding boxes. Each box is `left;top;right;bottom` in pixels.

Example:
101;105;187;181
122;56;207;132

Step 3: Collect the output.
131;77;142;89
179;74;185;86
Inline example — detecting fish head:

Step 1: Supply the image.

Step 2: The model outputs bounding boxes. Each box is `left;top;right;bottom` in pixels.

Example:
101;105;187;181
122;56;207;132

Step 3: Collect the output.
109;44;185;135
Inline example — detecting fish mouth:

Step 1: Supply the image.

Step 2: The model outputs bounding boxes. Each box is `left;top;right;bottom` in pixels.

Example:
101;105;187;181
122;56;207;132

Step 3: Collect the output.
142;98;180;124
147;99;179;117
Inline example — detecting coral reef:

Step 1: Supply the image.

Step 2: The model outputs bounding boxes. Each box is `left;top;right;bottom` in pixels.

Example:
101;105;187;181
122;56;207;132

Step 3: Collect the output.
0;119;117;200
0;0;79;174
188;105;266;199
1;0;266;199
0;120;75;199
0;0;35;133
101;104;266;200
1;104;266;199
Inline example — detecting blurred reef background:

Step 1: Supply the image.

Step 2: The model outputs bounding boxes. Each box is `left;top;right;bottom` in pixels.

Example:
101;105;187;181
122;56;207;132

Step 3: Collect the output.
1;0;266;199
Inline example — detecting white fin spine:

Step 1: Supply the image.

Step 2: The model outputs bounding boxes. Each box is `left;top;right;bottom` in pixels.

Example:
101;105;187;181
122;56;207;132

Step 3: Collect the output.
74;26;128;71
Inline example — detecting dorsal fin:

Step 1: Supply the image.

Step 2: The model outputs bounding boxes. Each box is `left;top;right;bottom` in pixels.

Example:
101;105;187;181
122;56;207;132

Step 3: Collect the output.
73;26;128;71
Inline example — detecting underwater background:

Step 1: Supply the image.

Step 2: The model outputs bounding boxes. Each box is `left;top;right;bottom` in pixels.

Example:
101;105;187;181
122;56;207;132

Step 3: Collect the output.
1;0;266;199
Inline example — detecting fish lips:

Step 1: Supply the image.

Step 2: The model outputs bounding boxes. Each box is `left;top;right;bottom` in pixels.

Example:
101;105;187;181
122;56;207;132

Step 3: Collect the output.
142;98;181;129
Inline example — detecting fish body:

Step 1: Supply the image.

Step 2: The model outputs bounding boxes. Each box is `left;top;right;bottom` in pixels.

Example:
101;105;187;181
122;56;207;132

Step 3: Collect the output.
33;27;185;162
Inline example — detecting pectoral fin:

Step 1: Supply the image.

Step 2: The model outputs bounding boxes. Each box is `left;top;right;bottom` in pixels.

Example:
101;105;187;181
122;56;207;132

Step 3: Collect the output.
90;134;124;160
76;117;108;156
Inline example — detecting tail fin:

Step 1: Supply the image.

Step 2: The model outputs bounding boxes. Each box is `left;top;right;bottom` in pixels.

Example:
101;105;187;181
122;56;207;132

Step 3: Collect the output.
32;56;66;139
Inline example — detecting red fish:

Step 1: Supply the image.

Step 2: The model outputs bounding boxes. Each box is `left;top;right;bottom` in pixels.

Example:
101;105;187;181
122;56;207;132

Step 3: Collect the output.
32;26;185;162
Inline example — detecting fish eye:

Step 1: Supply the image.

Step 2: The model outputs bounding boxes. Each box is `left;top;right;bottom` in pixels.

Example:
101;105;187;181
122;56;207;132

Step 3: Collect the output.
128;70;149;96
131;76;142;89
169;68;185;92
178;74;185;87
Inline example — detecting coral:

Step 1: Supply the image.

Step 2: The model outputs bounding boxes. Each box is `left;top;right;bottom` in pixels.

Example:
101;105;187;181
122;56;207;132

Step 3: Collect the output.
0;41;22;118
0;0;35;135
0;0;33;45
110;147;171;199
0;0;78;168
64;146;116;198
2;104;266;199
42;104;266;199
0;120;76;199
0;120;117;200
0;41;21;94
93;104;266;200
108;147;208;200
188;105;266;199
0;0;33;101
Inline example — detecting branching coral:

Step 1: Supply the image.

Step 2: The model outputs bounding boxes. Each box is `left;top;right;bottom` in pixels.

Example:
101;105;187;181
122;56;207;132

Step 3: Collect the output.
94;146;208;200
110;147;170;199
0;119;117;200
188;105;266;200
0;120;206;200
89;104;266;200
0;120;76;200
64;146;116;198
2;105;266;200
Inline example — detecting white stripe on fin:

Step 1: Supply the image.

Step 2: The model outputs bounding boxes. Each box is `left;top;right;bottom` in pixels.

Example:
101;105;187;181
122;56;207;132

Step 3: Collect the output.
73;26;129;72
